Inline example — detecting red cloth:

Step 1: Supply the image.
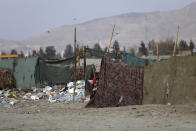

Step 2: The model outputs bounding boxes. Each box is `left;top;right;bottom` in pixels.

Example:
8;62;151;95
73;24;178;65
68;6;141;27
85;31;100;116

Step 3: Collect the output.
90;77;97;99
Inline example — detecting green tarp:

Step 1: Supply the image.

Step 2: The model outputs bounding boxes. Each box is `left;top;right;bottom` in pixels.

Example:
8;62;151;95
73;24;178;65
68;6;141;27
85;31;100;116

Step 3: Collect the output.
121;52;157;67
37;58;75;85
0;57;95;89
0;57;38;89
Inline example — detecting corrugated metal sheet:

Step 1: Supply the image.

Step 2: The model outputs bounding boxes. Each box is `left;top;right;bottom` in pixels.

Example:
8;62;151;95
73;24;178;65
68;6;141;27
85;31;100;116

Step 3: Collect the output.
0;57;38;89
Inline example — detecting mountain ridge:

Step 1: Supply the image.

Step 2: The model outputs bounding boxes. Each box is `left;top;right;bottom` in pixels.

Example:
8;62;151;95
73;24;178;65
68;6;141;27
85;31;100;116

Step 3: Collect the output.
1;2;196;52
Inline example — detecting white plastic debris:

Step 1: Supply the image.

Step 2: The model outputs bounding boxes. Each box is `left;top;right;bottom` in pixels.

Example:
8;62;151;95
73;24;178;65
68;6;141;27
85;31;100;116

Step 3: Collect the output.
37;93;44;99
31;87;38;92
23;93;32;99
0;90;3;95
68;87;74;94
88;80;93;84
9;98;18;105
76;80;85;89
48;94;57;103
31;95;39;100
67;82;74;88
43;86;52;92
4;90;10;97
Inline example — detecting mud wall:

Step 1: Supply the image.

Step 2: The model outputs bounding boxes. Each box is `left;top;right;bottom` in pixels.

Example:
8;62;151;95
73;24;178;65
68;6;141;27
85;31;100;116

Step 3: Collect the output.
143;56;196;105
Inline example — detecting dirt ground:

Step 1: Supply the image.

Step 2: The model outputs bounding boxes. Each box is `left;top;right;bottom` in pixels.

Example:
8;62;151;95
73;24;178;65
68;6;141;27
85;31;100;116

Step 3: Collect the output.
0;100;196;131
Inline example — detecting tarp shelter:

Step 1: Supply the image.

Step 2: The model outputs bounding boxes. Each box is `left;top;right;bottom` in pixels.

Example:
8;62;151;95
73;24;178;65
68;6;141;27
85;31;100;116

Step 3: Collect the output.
37;58;75;85
37;58;95;85
0;57;95;89
86;56;144;108
121;52;157;67
0;57;38;89
0;67;16;89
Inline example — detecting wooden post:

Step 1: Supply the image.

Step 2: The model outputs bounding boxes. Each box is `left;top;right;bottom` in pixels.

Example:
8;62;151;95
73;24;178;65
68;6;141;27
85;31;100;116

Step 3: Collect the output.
83;46;87;94
106;25;116;53
156;43;159;61
173;25;179;56
73;27;77;104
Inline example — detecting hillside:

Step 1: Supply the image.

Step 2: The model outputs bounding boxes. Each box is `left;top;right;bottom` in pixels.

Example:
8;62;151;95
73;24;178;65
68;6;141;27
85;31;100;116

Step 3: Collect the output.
1;2;196;52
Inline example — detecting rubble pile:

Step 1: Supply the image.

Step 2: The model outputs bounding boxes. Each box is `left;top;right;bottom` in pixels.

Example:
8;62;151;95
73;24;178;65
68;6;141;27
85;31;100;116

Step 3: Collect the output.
0;80;90;108
0;67;16;90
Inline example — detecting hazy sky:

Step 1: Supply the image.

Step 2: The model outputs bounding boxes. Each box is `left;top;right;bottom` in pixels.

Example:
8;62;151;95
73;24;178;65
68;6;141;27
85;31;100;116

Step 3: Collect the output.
0;0;196;41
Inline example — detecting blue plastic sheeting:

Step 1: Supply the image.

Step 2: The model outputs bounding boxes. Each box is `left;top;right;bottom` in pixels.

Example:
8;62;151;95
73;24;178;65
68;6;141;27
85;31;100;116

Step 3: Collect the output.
0;57;38;89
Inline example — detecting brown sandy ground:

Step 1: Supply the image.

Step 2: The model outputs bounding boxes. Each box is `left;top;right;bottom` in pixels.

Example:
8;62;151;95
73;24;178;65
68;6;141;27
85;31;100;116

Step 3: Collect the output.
0;100;196;131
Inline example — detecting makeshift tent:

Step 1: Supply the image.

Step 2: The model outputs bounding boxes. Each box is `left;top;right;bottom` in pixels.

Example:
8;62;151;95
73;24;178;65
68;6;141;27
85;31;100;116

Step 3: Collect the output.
0;57;38;89
0;67;16;89
0;57;95;89
37;58;95;85
86;56;144;108
37;57;75;85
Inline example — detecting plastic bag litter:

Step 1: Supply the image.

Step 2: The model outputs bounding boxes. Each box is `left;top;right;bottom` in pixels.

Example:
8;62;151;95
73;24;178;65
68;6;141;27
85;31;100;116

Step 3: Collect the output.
31;95;39;100
43;86;52;92
77;80;85;86
0;90;3;95
31;87;38;92
1;100;11;108
9;98;18;105
37;93;44;99
23;93;32;99
67;82;74;88
68;88;74;94
88;80;93;84
4;90;10;97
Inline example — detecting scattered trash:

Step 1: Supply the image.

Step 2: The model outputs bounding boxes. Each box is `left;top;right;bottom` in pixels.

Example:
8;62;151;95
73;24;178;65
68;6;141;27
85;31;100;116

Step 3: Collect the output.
10;92;19;99
31;95;39;100
43;86;52;92
1;100;11;108
4;90;10;97
0;80;90;107
9;98;18;105
67;82;74;88
23;93;32;100
0;90;3;95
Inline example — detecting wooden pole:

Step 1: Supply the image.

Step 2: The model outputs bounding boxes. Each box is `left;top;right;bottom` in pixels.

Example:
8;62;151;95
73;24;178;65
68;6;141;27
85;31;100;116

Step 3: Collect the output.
173;25;179;56
83;46;88;95
73;27;77;104
106;25;115;53
156;42;159;61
